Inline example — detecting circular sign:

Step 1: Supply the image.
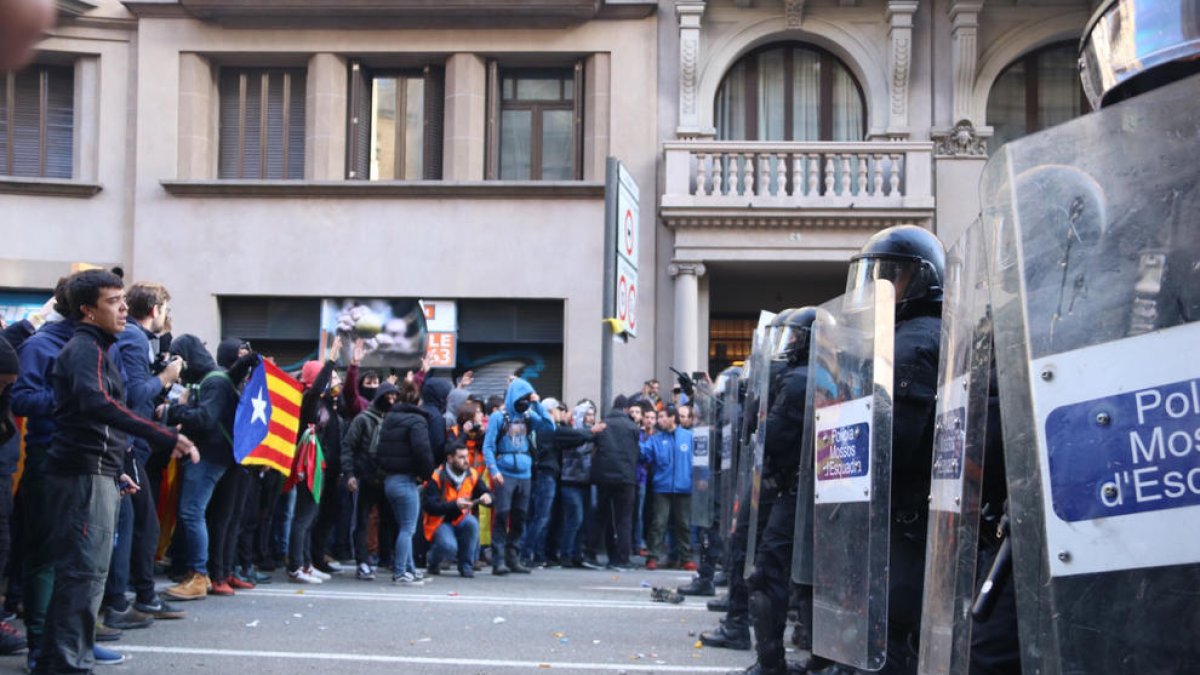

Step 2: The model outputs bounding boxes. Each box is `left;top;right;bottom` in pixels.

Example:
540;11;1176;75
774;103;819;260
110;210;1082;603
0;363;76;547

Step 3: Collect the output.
617;274;629;320
623;209;635;257
626;283;637;332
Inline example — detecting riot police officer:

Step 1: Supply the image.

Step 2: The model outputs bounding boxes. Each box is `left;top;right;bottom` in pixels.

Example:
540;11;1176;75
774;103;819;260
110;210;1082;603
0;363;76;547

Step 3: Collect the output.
734;307;825;675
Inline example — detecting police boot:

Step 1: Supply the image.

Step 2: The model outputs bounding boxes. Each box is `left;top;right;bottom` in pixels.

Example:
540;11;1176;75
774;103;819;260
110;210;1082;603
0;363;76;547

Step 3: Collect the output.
507;548;531;574
699;616;751;651
678;576;716;596
747;589;789;675
707;593;730;612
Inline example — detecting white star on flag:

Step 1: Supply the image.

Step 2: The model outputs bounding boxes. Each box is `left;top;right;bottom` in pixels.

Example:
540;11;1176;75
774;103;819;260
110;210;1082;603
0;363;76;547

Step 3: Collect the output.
250;389;269;426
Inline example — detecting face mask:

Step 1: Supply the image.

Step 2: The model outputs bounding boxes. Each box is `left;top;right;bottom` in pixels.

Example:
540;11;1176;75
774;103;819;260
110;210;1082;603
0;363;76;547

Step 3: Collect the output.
362;385;379;401
514;398;531;414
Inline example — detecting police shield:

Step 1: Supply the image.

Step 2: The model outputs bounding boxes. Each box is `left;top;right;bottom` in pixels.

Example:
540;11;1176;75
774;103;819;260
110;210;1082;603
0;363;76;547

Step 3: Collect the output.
791;297;841;585
690;376;718;527
718;366;743;541
917;220;993;675
983;73;1200;672
740;325;774;580
810;280;895;670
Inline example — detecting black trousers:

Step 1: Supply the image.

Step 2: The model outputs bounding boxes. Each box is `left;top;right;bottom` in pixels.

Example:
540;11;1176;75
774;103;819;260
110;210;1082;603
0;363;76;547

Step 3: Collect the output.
39;474;119;674
968;543;1021;675
287;487;319;572
748;485;803;661
351;476;395;567
310;469;343;564
208;466;251;582
236;469;261;570
103;455;159;609
727;485;777;622
588;483;635;566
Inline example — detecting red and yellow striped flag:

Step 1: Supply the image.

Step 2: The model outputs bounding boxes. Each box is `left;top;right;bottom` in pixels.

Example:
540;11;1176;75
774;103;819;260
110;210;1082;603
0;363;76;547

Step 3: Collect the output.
233;357;303;476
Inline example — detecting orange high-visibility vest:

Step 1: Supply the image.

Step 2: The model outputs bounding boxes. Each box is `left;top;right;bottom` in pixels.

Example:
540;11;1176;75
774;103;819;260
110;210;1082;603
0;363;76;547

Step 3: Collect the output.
423;465;480;541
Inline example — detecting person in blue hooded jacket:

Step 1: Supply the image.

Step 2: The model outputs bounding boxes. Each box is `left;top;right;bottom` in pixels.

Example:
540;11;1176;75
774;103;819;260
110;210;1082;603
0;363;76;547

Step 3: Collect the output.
640;405;695;569
481;377;554;576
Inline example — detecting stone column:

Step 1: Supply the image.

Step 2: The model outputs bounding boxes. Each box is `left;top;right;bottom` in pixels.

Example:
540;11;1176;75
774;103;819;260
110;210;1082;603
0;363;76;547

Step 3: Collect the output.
305;53;348;180
670;261;706;373
949;0;984;123
675;1;706;137
443;53;488;180
176;53;214;180
886;0;919;137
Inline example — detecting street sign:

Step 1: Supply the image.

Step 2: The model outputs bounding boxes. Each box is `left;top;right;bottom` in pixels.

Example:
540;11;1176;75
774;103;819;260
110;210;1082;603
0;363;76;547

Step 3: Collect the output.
616;256;638;337
616;163;639;267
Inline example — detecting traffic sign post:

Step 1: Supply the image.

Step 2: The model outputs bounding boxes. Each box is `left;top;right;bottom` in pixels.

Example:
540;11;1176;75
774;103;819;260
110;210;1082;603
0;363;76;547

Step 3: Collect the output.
602;158;639;414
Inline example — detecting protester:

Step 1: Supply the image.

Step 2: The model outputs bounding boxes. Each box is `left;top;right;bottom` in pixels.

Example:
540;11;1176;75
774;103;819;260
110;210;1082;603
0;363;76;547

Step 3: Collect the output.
376;380;436;584
558;402;596;568
0;334;22;655
636;402;657;555
422;444;492;578
641;405;696;570
341;383;400;580
585;395;641;571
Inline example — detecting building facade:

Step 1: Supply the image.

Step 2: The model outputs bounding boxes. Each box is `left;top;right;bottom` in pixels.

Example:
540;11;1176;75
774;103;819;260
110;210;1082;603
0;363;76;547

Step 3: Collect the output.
1;0;1094;400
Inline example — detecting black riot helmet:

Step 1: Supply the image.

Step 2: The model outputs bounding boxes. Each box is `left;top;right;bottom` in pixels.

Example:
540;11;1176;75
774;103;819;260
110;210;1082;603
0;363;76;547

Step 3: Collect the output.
770;306;819;367
846;225;945;315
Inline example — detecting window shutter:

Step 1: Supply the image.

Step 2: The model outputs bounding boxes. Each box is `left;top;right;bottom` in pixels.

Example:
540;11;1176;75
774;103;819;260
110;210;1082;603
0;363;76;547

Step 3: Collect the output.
217;70;242;178
44;66;74;179
218;68;306;179
0;66;73;178
423;64;444;180
0;76;8;174
285;70;306;179
485;60;499;180
347;61;370;180
572;60;583;180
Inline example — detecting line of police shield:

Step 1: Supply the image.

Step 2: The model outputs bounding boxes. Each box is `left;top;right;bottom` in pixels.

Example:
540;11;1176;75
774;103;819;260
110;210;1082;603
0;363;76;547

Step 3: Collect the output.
731;326;769;579
810;279;895;671
740;326;774;580
691;377;717;527
983;73;1200;673
719;366;743;542
917;219;993;675
791;296;843;586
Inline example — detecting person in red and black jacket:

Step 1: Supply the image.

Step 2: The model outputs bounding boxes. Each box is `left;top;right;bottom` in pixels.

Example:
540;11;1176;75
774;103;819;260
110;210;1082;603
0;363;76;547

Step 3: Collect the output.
41;270;197;674
422;442;491;578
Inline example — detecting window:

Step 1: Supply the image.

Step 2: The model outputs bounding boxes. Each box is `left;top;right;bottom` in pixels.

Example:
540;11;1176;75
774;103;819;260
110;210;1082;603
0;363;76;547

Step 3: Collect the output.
347;63;443;180
715;44;865;142
987;42;1091;153
0;64;74;179
218;68;306;179
487;63;582;180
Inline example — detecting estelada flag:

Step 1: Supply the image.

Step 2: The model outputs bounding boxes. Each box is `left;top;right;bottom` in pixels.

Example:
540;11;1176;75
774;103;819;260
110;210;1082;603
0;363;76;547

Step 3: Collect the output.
233;357;303;476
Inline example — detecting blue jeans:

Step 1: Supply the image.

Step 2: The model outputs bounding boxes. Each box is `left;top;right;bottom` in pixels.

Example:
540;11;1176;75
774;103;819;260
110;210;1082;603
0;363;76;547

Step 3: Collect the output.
521;472;557;563
557;485;587;562
178;458;227;575
384;474;420;577
634;481;646;550
429;516;479;570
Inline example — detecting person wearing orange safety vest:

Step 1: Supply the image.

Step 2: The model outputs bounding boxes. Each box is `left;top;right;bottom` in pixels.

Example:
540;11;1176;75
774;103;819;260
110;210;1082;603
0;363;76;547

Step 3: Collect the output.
422;442;492;578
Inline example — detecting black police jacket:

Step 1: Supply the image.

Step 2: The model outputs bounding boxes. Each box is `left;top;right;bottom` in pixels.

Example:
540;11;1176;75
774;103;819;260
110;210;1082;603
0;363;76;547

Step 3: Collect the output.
891;312;942;518
764;364;808;483
49;323;178;477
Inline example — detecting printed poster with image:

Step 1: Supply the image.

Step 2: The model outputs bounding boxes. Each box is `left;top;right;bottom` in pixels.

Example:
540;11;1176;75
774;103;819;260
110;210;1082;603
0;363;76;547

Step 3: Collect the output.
319;298;428;371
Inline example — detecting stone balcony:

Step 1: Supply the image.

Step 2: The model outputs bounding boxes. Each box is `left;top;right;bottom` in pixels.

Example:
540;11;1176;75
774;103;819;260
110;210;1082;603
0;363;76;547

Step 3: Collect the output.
661;140;935;229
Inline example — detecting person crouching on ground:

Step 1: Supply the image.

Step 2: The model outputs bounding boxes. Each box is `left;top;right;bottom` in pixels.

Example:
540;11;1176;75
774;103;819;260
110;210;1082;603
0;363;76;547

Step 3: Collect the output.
422;442;491;578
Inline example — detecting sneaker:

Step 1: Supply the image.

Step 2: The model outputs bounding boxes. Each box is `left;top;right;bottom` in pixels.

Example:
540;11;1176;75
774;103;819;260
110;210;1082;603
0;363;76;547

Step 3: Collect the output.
304;566;332;581
208;580;235;596
0;610;16;623
425;564;441;576
228;575;255;591
134;596;186;620
26;646;41;672
391;573;423;586
313;560;338;576
580;558;605;571
645;559;658;571
163;572;210;601
532;559;547;569
321;555;346;572
250;567;273;585
458;565;475;578
412;568;426;581
101;605;153;630
606;563;633;573
356;563;376;581
681;561;698;572
545;557;563;569
288;568;322;585
0;621;25;655
95;622;122;642
92;645;125;666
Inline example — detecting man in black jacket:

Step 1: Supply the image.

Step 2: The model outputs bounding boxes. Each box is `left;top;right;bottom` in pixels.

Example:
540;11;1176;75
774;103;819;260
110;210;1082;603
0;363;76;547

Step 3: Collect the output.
586;395;641;571
342;383;400;580
40;270;196;674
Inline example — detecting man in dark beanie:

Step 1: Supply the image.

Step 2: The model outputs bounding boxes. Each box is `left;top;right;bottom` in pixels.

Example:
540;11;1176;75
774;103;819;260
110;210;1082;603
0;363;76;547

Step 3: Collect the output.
585;395;641;570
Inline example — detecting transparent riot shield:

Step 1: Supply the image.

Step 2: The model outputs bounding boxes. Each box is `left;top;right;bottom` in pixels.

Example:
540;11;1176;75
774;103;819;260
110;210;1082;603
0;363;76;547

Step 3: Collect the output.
791;297;842;585
690;377;717;527
917;220;993;675
810;280;895;671
719;367;743;542
731;327;769;579
740;327;774;580
983;73;1200;673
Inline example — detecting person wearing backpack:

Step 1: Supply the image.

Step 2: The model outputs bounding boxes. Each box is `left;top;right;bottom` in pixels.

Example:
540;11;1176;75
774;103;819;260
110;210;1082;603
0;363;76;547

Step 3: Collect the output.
482;377;555;576
376;381;436;585
159;335;241;600
341;383;400;580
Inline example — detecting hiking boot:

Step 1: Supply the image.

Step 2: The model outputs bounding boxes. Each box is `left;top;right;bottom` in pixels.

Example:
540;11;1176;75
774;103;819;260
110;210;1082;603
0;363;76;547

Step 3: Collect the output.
92;645;125;665
0;621;25;655
700;621;751;650
163;572;209;601
134;595;186;620
707;594;731;613
678;577;717;597
95;622;122;642
101;606;153;630
208;579;235;596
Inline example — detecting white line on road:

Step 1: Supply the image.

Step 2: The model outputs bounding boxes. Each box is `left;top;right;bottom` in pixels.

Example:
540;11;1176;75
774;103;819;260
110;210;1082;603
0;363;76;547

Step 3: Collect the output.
118;645;734;672
245;587;709;611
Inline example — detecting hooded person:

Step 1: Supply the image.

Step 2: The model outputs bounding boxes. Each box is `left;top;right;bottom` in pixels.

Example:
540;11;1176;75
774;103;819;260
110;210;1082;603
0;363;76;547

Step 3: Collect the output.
584;395;642;570
341;382;401;580
160;335;240;600
296;354;348;576
481;377;555;575
419;377;454;458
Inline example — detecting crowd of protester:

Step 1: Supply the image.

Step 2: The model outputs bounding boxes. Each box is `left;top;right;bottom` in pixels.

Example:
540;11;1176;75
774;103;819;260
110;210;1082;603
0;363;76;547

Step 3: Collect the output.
0;270;708;672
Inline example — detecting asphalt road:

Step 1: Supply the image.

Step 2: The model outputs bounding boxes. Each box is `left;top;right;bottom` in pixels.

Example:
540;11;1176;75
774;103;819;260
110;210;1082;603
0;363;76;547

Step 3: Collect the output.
4;567;757;674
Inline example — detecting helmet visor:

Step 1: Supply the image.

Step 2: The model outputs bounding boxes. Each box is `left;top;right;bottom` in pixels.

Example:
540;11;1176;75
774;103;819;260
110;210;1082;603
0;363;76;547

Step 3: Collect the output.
770;325;810;362
845;256;921;310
